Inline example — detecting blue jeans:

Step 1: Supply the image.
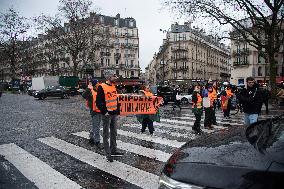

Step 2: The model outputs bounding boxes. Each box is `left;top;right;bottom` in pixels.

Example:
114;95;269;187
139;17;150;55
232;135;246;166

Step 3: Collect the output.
244;113;258;126
90;112;102;143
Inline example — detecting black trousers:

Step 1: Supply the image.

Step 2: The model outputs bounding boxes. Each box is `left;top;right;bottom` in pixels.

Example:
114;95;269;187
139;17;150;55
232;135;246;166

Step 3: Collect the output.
141;117;154;134
193;113;202;131
204;107;214;127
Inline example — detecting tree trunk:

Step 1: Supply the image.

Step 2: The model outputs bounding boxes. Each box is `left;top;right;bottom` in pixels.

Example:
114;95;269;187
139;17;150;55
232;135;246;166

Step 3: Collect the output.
72;55;78;76
268;54;277;98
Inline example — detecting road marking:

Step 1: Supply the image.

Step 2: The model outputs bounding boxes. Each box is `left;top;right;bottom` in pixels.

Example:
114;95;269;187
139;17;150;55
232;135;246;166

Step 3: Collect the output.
38;136;159;189
0;143;82;189
160;118;243;126
123;122;222;133
73;131;172;162
116;129;185;148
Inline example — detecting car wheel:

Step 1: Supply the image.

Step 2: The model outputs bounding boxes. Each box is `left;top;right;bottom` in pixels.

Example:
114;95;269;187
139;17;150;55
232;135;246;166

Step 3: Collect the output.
181;97;189;105
63;93;69;99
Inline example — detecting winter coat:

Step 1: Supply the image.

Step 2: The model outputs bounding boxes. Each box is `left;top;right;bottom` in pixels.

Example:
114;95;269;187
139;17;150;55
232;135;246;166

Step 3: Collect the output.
238;85;263;114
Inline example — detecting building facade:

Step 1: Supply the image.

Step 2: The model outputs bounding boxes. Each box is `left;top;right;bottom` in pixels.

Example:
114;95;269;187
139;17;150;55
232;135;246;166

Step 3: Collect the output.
0;13;140;81
147;23;230;87
230;28;284;86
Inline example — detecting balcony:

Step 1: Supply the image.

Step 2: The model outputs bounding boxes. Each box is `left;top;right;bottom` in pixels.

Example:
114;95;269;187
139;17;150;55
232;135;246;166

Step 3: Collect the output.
171;56;188;61
171;46;188;52
232;48;251;57
233;61;250;66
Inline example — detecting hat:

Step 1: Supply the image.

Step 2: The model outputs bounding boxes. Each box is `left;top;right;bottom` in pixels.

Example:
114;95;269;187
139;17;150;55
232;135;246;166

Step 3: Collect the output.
103;69;116;79
92;79;98;86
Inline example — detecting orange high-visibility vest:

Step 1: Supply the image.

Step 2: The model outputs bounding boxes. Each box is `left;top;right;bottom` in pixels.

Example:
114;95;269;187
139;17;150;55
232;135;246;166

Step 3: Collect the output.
211;88;217;100
226;89;233;97
100;83;118;111
143;90;153;97
192;93;202;109
85;86;100;112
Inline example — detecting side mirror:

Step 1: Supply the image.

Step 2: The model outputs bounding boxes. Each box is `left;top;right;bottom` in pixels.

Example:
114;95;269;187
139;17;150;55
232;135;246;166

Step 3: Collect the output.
246;114;284;163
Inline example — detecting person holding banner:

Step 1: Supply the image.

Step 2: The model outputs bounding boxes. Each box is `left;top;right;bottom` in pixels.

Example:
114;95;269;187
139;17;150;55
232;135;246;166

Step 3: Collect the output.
136;86;160;136
82;79;103;149
96;70;123;162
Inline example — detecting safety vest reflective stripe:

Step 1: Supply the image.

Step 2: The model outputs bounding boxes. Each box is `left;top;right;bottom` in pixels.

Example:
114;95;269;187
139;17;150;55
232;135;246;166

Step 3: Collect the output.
100;83;117;111
192;93;202;109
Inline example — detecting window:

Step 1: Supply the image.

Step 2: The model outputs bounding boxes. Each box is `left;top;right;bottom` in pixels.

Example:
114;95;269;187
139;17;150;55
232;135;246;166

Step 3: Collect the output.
174;72;177;78
258;67;262;76
100;16;104;23
116;70;119;76
131;60;134;67
131;71;134;77
114;19;119;26
101;58;104;66
129;20;134;27
174;34;177;41
106;59;110;67
174;62;177;68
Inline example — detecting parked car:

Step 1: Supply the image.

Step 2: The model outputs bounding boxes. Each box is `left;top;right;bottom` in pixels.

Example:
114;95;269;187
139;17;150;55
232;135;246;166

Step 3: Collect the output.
157;86;174;105
176;93;192;104
159;114;284;189
33;86;69;100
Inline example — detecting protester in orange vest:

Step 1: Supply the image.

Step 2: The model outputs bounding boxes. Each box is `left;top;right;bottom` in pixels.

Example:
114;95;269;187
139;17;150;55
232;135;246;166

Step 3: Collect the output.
203;84;215;129
221;90;230;118
136;86;160;136
96;69;123;162
192;85;203;135
82;79;102;149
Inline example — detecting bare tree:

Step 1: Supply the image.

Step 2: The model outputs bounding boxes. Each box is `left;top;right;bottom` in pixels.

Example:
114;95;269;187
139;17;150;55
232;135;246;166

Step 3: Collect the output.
163;0;284;95
0;8;30;79
35;0;110;77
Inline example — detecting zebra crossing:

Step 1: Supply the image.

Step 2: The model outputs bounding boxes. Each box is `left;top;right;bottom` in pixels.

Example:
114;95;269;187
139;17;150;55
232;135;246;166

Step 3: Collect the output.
0;112;275;189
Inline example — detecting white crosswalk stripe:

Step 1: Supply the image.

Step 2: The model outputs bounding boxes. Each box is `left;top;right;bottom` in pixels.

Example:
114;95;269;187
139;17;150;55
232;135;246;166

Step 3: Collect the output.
2;112;276;189
72;131;173;162
0;143;82;189
38;136;160;189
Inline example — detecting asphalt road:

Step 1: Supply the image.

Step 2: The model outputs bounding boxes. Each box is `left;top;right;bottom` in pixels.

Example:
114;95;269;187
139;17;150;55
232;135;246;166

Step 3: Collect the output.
0;93;282;189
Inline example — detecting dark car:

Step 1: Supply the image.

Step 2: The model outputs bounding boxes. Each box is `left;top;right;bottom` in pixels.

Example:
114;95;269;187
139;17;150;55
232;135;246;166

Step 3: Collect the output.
33;86;69;100
159;114;284;189
157;86;174;105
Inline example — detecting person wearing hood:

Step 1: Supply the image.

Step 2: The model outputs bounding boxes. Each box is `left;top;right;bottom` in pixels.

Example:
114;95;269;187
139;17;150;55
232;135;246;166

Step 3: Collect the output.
238;77;263;126
82;79;103;150
96;69;123;162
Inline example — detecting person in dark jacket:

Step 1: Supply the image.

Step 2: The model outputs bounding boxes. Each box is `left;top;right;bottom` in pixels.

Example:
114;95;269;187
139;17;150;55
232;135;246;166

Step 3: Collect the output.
238;77;263;126
82;79;102;149
96;69;123;162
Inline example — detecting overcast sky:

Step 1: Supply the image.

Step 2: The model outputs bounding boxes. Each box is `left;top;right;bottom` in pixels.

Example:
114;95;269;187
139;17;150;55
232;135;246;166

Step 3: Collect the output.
0;0;182;72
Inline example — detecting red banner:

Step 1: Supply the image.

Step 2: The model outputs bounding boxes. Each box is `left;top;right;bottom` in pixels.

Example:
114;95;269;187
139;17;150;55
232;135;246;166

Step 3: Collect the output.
118;94;162;116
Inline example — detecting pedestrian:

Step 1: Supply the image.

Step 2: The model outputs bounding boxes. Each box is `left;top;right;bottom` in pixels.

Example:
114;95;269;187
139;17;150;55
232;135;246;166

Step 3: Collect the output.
191;85;203;135
221;91;230;118
203;85;215;129
238;77;263;126
173;86;181;110
96;69;123;162
225;84;233;116
211;82;218;125
82;79;103;150
137;86;160;135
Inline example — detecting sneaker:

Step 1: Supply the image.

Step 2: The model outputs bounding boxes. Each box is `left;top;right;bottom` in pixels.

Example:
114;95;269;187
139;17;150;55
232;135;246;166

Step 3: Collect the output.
106;156;113;162
111;151;124;156
94;142;103;150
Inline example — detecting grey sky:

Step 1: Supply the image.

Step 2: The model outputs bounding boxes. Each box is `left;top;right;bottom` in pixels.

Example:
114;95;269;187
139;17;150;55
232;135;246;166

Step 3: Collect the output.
0;0;180;72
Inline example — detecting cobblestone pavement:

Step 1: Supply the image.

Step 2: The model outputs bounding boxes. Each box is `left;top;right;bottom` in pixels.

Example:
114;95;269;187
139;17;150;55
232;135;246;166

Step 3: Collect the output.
0;93;283;189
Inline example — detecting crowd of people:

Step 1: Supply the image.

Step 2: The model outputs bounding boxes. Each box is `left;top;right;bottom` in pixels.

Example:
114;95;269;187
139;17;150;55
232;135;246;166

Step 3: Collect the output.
82;71;282;162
